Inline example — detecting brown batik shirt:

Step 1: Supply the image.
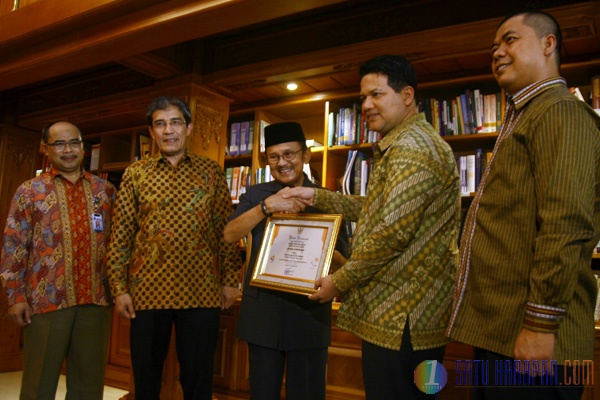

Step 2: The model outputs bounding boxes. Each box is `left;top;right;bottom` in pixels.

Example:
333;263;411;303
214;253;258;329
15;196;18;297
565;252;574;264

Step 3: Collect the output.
107;151;241;310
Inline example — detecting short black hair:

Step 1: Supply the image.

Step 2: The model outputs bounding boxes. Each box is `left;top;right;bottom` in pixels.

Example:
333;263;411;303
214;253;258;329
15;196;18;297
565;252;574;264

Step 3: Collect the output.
499;10;562;67
146;96;192;126
359;55;418;96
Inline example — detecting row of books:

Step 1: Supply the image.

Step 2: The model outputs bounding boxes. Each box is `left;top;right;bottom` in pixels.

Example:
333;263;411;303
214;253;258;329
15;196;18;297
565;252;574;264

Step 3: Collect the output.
342;150;373;196
225;166;251;203
422;89;503;136
327;104;381;147
228;120;255;156
456;149;493;196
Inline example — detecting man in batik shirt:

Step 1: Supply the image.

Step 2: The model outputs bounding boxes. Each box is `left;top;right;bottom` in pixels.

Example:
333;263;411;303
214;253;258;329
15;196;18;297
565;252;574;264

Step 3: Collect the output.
1;121;116;400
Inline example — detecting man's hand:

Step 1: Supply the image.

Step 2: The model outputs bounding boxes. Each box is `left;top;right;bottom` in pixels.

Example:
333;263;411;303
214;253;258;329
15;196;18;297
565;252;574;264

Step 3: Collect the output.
222;286;240;310
7;302;31;326
280;187;315;208
513;328;555;375
114;293;136;319
308;275;341;303
266;188;311;214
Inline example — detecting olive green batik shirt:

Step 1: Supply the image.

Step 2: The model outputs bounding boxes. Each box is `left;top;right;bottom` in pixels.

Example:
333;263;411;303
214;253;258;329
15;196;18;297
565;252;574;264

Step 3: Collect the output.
107;151;241;310
449;78;600;363
314;112;460;351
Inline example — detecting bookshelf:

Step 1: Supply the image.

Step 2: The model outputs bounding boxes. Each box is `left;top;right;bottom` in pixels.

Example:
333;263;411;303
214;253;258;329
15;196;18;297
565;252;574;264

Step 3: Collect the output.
225;87;501;201
82;127;153;188
224;61;600;400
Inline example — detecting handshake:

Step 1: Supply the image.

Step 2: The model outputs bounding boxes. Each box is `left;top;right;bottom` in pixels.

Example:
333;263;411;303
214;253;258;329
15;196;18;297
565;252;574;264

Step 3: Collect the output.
261;186;316;215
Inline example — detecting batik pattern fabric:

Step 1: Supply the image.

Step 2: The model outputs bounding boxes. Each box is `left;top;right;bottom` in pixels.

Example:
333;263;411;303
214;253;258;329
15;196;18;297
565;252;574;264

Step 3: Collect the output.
314;113;460;351
0;168;116;314
107;151;241;310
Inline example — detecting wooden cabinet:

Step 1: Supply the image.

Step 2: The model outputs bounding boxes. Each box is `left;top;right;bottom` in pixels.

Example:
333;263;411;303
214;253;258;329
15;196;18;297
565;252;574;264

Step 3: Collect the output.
81;127;151;188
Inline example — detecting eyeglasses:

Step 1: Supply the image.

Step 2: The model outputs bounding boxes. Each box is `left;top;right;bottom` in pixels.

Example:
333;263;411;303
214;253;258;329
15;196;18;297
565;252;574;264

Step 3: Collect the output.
46;139;83;151
266;148;303;165
152;119;186;130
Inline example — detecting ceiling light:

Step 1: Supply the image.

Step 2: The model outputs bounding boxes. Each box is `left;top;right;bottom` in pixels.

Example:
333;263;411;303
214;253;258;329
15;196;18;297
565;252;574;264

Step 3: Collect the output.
286;83;298;91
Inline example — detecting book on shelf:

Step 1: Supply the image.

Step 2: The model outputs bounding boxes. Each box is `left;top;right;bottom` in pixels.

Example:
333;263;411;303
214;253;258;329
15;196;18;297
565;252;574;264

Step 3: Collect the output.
569;87;585;102
137;133;151;160
342;150;357;195
457;149;493;196
225;167;233;194
229;122;240;156
302;163;312;182
259;120;269;153
422;89;502;136
340;150;371;197
230;166;241;202
248;121;254;153
465;154;476;194
90;144;101;170
239;121;250;155
592;75;600;111
306;139;324;148
239;166;248;197
255;165;273;184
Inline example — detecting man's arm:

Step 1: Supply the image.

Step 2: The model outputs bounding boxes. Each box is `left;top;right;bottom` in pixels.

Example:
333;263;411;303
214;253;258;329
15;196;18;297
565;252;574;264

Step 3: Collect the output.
224;188;310;243
106;167;139;315
1;185;34;323
7;302;31;326
114;293;136;319
517;100;599;360
326;145;442;294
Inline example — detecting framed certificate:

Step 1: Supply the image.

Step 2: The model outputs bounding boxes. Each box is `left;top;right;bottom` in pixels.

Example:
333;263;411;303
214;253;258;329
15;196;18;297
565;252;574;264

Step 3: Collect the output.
251;213;343;295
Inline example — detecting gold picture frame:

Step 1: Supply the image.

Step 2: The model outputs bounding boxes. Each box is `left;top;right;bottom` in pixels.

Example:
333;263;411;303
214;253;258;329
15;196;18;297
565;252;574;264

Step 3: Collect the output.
251;213;342;295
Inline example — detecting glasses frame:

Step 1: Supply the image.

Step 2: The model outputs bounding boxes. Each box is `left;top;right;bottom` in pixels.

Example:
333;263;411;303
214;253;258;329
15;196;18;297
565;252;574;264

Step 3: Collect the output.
45;139;83;152
266;148;304;165
152;119;187;131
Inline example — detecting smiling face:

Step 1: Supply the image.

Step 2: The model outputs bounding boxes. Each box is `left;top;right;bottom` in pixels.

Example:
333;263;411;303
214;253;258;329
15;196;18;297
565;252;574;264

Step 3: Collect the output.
43;122;84;180
266;141;310;187
492;15;558;95
148;105;192;165
360;73;416;136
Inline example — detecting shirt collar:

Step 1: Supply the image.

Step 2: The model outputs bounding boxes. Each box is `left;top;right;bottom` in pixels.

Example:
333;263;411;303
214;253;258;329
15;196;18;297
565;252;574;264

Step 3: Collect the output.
509;77;566;111
377;112;425;153
156;150;192;166
49;166;90;182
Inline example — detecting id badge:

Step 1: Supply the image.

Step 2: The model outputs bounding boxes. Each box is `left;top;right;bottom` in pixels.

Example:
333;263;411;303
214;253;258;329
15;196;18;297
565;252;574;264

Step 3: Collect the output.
92;213;104;232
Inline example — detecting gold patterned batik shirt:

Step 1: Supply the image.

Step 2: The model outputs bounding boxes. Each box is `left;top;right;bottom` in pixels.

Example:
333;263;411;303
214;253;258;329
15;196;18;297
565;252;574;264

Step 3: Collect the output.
107;151;241;310
315;113;460;351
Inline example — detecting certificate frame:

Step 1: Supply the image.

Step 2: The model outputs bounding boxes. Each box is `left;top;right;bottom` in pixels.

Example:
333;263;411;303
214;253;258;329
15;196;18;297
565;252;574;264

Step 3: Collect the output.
251;213;342;295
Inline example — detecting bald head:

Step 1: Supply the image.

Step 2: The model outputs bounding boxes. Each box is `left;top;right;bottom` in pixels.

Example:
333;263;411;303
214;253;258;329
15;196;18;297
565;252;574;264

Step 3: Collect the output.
42;121;81;143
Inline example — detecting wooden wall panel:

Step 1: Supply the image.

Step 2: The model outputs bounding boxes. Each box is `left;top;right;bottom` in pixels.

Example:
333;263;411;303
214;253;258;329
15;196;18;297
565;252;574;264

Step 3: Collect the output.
0;124;40;373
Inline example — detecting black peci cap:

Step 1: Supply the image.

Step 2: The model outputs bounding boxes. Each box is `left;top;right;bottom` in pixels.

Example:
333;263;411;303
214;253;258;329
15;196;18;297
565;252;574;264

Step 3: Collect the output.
264;122;306;149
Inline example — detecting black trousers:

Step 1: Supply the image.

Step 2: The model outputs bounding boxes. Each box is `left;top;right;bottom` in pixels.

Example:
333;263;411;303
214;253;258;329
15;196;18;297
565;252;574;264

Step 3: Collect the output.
247;343;328;400
472;347;585;400
130;308;220;400
362;323;445;400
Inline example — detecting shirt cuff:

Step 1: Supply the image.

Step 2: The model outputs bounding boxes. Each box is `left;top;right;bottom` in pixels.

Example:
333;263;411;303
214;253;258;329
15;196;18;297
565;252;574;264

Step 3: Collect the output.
331;266;355;293
522;302;565;333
